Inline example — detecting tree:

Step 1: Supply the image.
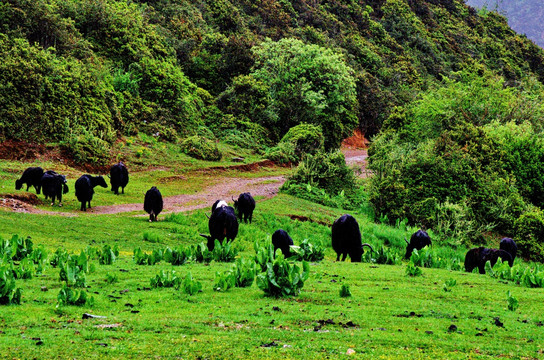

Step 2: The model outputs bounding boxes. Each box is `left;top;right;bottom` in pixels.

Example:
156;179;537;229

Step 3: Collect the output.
245;38;358;150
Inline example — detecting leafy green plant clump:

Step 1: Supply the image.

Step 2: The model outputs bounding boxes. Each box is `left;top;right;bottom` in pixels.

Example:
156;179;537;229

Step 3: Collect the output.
514;210;544;262
254;241;275;272
211;240;238;263
180;135;222;161
181;272;202;295
150;270;181;288
405;262;422;277
0;267;22;305
289;239;325;262
0;235;34;261
192;242;213;263
164;246;192;266
98;245;119;265
134;248;163;266
57;284;94;307
340;284;352;298
256;254;310;297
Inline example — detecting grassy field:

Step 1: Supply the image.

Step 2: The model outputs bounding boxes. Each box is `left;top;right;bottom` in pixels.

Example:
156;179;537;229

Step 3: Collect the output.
1;153;544;359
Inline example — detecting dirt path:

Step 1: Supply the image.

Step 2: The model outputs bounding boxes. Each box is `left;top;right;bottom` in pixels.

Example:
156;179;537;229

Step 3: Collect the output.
2;149;367;216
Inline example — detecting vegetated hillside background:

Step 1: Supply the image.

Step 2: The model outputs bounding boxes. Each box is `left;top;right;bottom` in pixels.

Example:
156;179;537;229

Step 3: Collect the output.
3;0;544;259
1;0;544;158
466;0;544;48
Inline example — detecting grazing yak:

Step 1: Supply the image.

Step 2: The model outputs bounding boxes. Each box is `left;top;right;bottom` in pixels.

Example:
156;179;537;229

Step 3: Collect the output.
200;205;239;251
331;214;374;262
75;175;108;211
233;192;255;223
41;170;68;206
110;162;129;195
15;167;44;194
464;247;513;274
272;229;294;258
144;186;163;222
404;229;432;259
211;199;228;214
499;237;518;263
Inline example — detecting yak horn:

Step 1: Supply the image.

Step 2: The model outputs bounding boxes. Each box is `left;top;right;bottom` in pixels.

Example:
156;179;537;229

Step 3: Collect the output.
205;213;210;219
404;237;409;245
199;234;211;240
362;243;375;253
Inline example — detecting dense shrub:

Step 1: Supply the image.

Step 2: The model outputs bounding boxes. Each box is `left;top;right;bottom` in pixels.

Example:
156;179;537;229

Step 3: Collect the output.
282;151;357;196
180;136;222;161
514;210;544;262
256;254;310;297
266;123;324;163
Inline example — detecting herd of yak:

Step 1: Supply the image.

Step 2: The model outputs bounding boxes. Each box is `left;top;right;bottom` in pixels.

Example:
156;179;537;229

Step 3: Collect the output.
14;165;517;273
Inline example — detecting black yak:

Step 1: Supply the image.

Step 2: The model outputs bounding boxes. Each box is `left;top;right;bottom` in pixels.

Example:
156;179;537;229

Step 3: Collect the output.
404;229;432;259
200;205;239;251
75;175;108;211
272;229;294;257
233;192;255;223
331;214;374;262
144;186;163;222
109;162;129;195
499;237;517;264
15;167;44;194
464;247;513;274
41;170;68;206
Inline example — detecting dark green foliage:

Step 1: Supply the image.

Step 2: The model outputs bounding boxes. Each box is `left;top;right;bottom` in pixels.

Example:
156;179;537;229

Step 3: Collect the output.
339;284;352;298
489;259;544;288
289;239;325;262
361;245;402;265
0;267;22;305
50;248;69;268
180;136;222;161
514;210;544;262
405;262;423;277
57;284;93;307
266;123;324;163
256;254;310;297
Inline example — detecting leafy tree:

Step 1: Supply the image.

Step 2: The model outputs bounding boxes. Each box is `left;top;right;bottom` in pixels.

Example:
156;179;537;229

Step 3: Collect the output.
240;38;358;150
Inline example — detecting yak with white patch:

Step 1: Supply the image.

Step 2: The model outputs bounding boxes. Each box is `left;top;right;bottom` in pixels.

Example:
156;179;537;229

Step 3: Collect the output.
331;214;374;262
109;162;129;195
464;247;513;274
404;229;432;259
75;175;108;211
272;229;294;257
233;192;255;223
15;167;44;194
144;186;163;222
211;199;228;214
200;205;238;251
41;170;68;206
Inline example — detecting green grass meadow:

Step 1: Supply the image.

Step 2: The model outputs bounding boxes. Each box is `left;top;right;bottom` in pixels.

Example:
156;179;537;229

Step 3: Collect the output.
1;158;543;359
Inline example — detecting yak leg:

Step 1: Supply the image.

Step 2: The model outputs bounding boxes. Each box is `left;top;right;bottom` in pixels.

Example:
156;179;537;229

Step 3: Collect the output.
341;253;348;261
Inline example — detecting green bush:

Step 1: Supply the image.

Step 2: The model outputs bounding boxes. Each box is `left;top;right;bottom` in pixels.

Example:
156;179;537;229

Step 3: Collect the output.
181;272;202;295
192;242;213;263
98;245;119;265
266;123;324;163
282;150;357;196
0;235;33;261
405;261;422;277
150;270;181;289
211;240;238;263
164;246;192;266
233;257;256;287
254;241;275;272
256;254;310;297
514;210;544;262
180;136;222;161
213;270;236;292
63;125;111;166
339;284;352;298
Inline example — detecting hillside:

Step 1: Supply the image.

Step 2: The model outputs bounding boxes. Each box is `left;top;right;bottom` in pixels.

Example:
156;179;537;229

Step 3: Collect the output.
466;0;544;48
2;0;544;164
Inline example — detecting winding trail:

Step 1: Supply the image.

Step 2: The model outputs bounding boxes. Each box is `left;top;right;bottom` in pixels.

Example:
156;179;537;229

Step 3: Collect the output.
2;149;368;216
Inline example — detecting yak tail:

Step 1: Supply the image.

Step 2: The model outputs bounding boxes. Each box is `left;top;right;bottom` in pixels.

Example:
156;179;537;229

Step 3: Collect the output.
404;237;409;245
199;234;211;240
362;243;375;254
